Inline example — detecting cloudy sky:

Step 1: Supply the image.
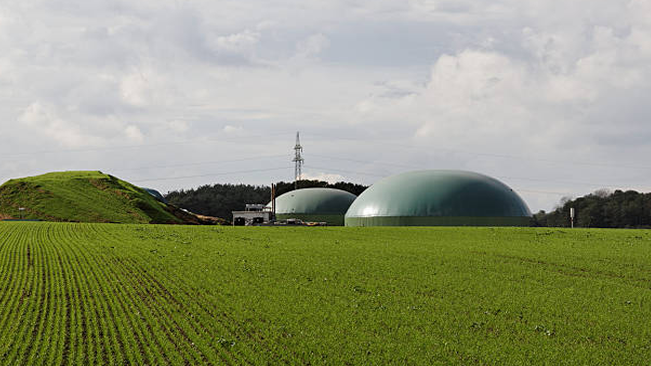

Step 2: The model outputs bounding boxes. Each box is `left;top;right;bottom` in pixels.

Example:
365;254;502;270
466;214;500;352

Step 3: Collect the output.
1;0;650;212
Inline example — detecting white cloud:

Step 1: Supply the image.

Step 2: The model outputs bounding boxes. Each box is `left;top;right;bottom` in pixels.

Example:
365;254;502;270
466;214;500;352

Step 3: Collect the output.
223;125;245;135
19;102;102;148
295;33;330;59
302;172;346;183
167;120;189;133
212;30;260;54
120;71;152;107
356;16;651;155
124;124;144;143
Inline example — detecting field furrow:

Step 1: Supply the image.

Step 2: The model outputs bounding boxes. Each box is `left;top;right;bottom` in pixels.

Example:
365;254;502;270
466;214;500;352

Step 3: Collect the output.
17;225;51;364
0;225;34;362
67;225;171;365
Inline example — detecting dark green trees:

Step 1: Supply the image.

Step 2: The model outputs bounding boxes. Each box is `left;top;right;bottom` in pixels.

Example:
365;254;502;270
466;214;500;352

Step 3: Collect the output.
535;190;651;228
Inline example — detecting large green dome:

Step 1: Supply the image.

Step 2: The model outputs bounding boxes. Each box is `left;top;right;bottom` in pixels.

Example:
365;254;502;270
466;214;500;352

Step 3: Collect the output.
345;170;531;227
269;188;357;226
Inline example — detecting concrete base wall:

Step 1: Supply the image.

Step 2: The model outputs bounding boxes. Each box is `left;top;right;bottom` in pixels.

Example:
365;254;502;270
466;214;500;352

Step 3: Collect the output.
276;214;344;226
345;216;532;227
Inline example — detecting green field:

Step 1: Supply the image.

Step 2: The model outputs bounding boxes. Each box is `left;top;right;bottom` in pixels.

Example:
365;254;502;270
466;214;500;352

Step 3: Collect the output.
0;223;649;365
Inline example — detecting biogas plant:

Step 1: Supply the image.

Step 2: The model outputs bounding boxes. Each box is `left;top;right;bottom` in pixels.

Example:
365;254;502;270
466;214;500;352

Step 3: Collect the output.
233;133;532;227
237;170;532;227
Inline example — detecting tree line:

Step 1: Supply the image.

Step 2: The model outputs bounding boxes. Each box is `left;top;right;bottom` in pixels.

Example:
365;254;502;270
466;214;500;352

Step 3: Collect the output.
165;180;367;221
533;189;651;228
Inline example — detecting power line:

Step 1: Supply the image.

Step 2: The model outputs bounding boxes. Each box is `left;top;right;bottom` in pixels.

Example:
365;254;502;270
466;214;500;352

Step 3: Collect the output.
1;129;644;196
0;131;295;160
108;154;288;173
494;175;633;190
303;164;572;196
305;133;651;172
307;153;639;191
303;165;395;178
130;167;291;183
309;153;418;169
515;189;570;196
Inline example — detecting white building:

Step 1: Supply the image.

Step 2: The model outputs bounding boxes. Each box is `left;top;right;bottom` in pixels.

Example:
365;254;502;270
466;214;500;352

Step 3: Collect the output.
232;204;273;226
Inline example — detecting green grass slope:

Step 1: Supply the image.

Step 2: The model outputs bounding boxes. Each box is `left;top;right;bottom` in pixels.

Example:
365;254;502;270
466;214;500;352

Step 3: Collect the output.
0;223;649;365
0;171;184;224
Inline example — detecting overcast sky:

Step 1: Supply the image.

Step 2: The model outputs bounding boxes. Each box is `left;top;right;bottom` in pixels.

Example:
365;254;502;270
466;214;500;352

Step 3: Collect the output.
1;0;650;212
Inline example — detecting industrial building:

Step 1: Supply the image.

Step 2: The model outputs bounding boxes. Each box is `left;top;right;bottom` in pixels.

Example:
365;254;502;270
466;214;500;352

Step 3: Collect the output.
232;204;273;226
269;188;357;226
345;170;531;227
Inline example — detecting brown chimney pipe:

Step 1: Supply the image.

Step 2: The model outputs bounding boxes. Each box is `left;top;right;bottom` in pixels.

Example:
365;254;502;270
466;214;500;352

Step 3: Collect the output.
271;183;276;221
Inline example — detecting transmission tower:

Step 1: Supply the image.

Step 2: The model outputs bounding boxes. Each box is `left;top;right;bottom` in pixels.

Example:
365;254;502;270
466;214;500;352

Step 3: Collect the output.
292;131;304;189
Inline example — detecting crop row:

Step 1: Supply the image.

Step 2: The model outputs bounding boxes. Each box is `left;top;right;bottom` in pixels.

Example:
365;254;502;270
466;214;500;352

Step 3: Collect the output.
0;223;278;365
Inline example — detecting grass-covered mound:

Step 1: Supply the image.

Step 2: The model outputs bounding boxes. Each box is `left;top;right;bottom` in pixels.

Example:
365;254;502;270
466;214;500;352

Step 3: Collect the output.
0;171;196;224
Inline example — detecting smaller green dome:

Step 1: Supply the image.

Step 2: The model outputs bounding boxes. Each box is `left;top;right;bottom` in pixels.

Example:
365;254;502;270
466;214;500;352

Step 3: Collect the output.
271;188;356;214
268;188;357;225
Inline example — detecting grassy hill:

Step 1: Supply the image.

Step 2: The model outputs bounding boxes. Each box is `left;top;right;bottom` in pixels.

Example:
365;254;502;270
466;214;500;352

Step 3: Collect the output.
0;223;649;364
0;171;197;224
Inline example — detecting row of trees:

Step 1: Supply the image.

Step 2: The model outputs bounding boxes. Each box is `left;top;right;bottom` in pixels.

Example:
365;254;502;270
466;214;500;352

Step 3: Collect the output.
533;189;651;228
165;180;367;221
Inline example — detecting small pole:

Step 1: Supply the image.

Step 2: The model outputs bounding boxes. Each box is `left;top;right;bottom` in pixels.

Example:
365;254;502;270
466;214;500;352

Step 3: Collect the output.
271;183;276;221
570;207;575;228
18;207;25;220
